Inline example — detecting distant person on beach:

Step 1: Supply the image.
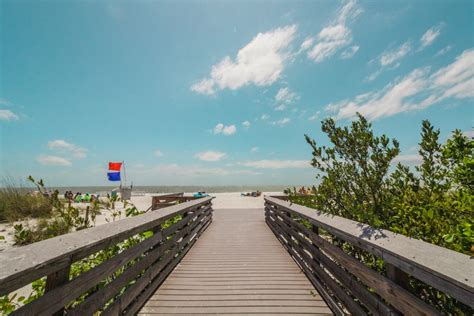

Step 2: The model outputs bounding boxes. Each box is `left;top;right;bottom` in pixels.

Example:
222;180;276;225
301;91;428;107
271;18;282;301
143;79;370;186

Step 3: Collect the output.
241;191;261;197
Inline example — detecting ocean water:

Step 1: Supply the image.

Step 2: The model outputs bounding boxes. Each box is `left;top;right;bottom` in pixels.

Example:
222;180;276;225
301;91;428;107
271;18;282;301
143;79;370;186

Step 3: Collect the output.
47;185;298;195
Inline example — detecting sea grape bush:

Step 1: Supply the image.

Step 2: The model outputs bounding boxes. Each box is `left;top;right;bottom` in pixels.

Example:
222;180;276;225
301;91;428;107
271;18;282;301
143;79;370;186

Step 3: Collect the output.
289;113;473;314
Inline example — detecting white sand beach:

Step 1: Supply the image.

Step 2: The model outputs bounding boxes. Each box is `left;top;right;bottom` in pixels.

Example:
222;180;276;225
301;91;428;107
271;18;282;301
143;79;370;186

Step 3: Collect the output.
0;192;283;252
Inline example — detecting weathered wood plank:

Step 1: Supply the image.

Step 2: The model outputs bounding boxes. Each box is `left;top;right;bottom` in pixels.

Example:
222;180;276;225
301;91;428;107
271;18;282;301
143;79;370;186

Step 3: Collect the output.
265;196;474;308
103;213;212;315
272;207;397;315
0;197;212;296
138;208;333;315
269;206;441;316
67;208;211;316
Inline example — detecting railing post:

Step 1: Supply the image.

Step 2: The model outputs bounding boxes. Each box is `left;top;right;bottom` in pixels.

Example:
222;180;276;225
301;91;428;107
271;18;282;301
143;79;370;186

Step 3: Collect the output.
311;224;321;265
45;264;71;316
386;263;410;289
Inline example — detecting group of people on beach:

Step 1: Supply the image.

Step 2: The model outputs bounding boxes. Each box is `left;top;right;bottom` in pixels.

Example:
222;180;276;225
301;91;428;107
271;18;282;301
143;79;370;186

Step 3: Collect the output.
241;190;262;197
64;191;99;203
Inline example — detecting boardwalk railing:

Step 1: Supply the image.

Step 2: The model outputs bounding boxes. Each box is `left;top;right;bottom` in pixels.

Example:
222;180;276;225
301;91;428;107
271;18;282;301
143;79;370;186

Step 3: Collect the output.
0;196;213;315
265;196;473;315
151;193;202;210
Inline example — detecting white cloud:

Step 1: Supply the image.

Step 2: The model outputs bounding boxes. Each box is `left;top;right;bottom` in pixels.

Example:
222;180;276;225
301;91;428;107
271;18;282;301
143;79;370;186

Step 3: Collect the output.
379;41;411;66
463;130;474;138
299;37;314;52
340;45;359;59
307;0;362;63
190;78;215;96
154;150;163;157
242;120;251;128
213;123;236;135
435;45;452;57
191;25;297;95
275;104;286;111
37;155;72;166
308;111;321;121
393;154;422;165
326;49;474;120
420;23;443;49
260;114;269;120
271;117;291;126
275;87;299;104
195;151;227;162
251;146;259;153
0;109;19;121
47;140;87;159
240;159;310;169
367;41;412;81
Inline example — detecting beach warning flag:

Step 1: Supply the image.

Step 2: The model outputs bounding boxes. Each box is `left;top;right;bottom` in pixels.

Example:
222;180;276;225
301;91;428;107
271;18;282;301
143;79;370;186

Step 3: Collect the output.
107;172;121;181
107;162;122;181
109;162;122;171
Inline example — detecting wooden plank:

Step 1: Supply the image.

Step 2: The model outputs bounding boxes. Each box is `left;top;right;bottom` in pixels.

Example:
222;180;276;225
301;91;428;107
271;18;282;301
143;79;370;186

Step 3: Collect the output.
273;208;397;315
138;208;333;315
12;228;166;316
266;214;354;316
148;294;323;301
271;206;441;315
123;217;212;316
103;213;212;315
0;197;212;296
139;306;333;314
67;208;211;316
265;197;474;307
270;208;436;315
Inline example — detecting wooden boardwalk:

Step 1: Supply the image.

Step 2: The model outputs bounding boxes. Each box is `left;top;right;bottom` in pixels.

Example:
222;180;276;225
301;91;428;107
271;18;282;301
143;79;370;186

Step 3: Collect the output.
138;208;332;315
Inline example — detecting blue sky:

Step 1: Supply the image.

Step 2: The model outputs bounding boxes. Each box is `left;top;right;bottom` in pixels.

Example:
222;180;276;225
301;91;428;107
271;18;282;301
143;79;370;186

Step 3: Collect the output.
0;0;473;186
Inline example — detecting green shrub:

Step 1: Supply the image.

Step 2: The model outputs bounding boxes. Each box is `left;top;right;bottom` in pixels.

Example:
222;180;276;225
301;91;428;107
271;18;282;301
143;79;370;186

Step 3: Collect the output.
294;113;473;314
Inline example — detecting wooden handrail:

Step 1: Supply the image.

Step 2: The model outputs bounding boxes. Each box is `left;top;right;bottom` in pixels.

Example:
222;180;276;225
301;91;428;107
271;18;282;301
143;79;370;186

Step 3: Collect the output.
151;193;203;210
0;196;213;315
265;196;474;315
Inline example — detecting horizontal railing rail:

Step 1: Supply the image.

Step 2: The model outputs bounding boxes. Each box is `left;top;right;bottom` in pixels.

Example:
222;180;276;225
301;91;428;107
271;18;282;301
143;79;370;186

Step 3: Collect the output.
151;193;203;210
0;196;213;315
265;196;473;315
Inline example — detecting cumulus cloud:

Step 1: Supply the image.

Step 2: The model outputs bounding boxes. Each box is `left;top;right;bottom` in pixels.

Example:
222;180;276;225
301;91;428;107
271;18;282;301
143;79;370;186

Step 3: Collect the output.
260;114;270;120
326;49;474;120
306;0;362;63
213;123;237;135
37;155;72;166
275;87;299;104
191;25;297;95
47;140;87;159
154;150;163;157
420;23;443;49
190;78;215;95
195;151;227;162
240;159;310;169
0;109;19;121
251;146;259;152
242;120;251;129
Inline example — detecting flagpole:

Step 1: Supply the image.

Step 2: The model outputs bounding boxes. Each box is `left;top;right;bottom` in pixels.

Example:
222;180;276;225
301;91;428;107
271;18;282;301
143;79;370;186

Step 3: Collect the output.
122;160;127;186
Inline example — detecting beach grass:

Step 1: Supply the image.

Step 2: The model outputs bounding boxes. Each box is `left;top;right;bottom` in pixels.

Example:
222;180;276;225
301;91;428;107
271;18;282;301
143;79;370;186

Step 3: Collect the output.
0;177;52;222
